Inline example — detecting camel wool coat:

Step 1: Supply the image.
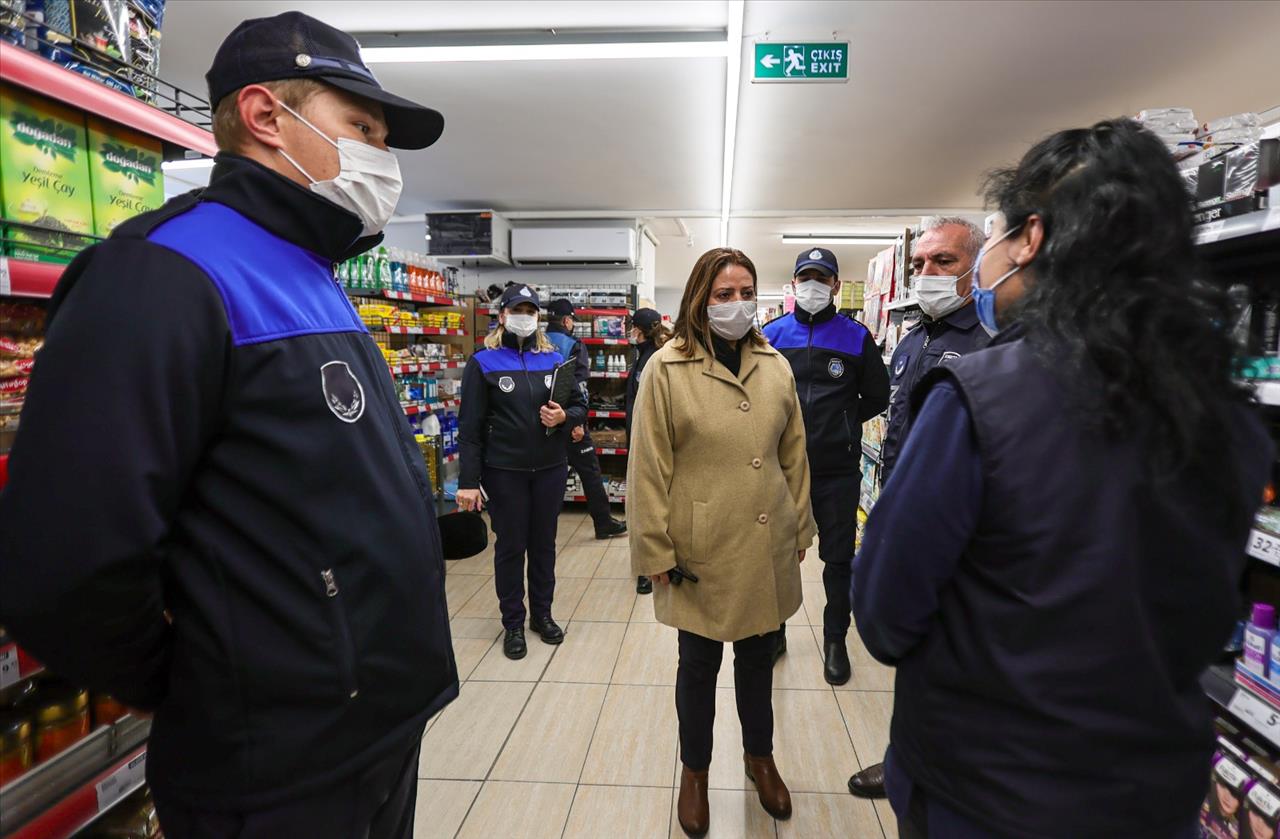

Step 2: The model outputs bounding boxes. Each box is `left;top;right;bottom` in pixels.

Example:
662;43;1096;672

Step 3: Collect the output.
628;337;818;642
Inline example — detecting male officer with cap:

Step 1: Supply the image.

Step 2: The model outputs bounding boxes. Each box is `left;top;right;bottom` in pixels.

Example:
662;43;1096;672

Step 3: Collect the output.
545;299;628;543
763;248;889;684
846;215;990;801
0;12;455;837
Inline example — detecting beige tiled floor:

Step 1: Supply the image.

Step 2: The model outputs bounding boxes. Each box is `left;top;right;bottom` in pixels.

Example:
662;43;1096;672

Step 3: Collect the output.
416;510;896;839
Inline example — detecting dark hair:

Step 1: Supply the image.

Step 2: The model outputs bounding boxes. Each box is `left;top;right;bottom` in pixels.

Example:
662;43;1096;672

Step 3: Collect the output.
672;248;766;356
984;118;1248;491
637;319;672;349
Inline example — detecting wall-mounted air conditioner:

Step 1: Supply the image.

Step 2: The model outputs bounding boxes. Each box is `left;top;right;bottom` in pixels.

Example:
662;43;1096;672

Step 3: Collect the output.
511;225;636;268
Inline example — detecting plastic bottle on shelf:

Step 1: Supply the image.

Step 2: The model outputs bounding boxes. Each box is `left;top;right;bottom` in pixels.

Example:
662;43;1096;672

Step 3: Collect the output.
1244;603;1277;678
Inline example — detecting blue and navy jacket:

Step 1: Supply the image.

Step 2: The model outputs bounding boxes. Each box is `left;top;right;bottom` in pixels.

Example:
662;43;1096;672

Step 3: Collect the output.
0;155;458;809
763;304;889;476
459;329;587;488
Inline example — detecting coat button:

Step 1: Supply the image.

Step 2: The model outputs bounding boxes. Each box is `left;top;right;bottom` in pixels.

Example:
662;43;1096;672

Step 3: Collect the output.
740;401;751;412
751;458;762;468
757;513;768;524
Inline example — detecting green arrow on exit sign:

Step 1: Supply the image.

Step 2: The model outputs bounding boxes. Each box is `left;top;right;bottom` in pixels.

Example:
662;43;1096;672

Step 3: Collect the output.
754;42;849;83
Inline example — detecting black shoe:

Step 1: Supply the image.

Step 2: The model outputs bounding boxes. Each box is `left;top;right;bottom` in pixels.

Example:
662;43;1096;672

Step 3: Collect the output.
771;631;787;666
848;763;887;799
824;639;851;686
529;615;565;645
503;628;527;660
595;518;627;539
636;576;653;595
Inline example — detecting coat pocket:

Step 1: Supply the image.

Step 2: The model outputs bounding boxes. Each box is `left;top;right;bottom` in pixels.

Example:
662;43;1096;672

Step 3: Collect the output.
690;501;709;565
320;568;360;699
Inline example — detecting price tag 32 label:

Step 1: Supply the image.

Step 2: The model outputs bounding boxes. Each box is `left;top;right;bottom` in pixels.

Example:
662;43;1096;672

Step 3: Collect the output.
1228;688;1280;748
0;645;19;690
1250;529;1280;567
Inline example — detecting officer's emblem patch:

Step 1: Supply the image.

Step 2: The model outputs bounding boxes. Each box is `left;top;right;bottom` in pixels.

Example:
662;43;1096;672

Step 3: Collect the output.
499;376;515;393
809;249;823;260
828;358;845;378
544;374;553;389
941;351;961;362
894;355;909;377
320;361;364;423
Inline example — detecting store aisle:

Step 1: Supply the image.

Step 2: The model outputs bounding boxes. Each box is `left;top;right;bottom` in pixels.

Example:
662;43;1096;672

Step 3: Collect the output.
415;509;898;839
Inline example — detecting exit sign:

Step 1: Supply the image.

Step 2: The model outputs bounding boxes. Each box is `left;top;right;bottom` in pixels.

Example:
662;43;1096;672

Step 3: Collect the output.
754;42;849;83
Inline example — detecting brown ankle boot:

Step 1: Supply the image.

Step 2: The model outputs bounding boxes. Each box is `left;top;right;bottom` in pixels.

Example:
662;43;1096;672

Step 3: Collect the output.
678;766;710;836
744;753;792;819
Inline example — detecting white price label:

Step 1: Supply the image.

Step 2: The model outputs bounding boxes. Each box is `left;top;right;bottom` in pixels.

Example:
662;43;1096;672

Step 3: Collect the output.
96;752;147;813
1266;207;1280;234
0;256;10;296
1228;688;1280;748
1195;220;1227;244
0;645;19;690
1249;529;1280;567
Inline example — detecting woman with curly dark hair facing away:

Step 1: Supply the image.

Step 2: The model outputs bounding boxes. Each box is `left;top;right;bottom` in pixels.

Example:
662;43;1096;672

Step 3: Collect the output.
852;118;1272;839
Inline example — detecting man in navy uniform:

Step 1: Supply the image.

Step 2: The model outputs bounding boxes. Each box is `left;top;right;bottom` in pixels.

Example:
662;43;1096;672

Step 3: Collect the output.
0;12;455;837
763;248;889;684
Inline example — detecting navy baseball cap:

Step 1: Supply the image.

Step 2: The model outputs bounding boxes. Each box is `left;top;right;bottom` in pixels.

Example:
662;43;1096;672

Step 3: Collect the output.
632;308;662;330
547;299;576;319
206;12;445;150
794;247;839;278
499;284;542;310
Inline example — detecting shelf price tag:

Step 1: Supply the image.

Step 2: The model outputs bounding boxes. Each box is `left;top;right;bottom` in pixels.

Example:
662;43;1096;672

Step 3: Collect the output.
1249;529;1280;567
0;256;10;296
1228;688;1280;748
1195;220;1227;244
0;644;18;689
96;751;147;813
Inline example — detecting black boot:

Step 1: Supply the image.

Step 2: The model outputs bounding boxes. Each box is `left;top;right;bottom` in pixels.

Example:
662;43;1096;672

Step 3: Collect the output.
595;518;627;539
503;627;527;660
824;639;851;686
636;576;653;595
529;615;565;645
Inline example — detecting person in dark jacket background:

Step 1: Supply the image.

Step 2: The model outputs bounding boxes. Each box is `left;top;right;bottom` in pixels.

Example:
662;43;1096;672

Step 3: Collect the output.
847;215;991;800
0;13;456;839
853;119;1271;839
762;248;888;685
457;285;587;660
623;306;671;596
545;298;628;542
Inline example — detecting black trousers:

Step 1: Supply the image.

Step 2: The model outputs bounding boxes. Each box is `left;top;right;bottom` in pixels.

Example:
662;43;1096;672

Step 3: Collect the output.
810;472;860;642
153;733;423;839
485;464;567;629
676;628;780;771
566;427;613;530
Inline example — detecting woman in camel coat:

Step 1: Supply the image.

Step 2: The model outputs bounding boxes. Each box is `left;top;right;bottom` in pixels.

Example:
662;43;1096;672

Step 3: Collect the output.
628;247;816;837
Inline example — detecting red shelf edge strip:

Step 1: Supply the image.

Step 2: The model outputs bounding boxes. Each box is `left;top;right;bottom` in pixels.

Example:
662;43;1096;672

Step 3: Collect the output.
4;258;64;299
0;43;216;157
8;745;148;839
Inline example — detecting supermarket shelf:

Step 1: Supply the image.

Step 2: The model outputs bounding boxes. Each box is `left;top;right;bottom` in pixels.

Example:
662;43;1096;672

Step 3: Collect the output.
576;308;630;316
387;360;466;376
1249;380;1280;407
1197;207;1280;275
565;493;626;504
0;257;63;299
588;409;626;419
0;716;150;839
581;337;629;346
402;398;461;416
595;447;628;456
374;326;467;337
1249;519;1280;567
884;296;919;312
350;289;463;307
862;442;883;465
1194;208;1280;248
1203;663;1280;750
0;41;216;157
589;371;630;379
0;643;44;692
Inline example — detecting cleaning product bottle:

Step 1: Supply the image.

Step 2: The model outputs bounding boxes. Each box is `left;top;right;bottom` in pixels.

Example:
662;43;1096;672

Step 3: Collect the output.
1244;602;1277;678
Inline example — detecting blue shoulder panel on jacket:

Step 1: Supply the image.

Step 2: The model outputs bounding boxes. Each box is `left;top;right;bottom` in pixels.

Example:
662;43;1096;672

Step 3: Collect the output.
763;313;866;357
147;201;365;347
762;314;803;348
545;331;577;359
474;346;566;374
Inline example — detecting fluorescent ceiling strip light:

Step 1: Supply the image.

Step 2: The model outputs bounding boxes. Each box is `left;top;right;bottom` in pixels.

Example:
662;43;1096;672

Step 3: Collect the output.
782;236;900;245
719;0;745;246
361;41;729;63
162;158;215;171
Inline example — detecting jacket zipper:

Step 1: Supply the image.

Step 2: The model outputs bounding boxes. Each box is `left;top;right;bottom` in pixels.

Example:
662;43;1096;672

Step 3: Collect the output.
843;410;856;454
519;348;539;472
321;568;360;699
805;319;814;406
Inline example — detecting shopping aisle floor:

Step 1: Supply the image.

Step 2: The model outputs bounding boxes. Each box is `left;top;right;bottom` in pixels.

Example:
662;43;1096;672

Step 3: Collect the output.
415;509;899;839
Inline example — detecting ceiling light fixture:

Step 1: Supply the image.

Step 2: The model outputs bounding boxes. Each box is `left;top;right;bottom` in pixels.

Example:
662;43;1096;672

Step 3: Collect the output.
719;1;745;247
782;235;900;246
360;34;730;64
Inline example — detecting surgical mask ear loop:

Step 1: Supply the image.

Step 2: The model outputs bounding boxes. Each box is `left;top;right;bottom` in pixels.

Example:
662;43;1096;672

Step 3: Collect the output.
275;101;338;184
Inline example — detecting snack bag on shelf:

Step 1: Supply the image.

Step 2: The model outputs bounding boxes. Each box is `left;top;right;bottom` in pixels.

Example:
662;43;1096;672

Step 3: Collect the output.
86;115;164;236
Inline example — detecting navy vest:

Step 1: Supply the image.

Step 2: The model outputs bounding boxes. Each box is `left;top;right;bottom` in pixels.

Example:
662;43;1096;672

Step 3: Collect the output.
893;337;1270;837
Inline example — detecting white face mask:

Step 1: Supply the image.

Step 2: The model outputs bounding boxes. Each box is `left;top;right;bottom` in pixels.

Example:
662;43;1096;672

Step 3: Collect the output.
504;313;538;338
793;278;834;315
915;269;973;320
707;300;757;341
277;102;403;237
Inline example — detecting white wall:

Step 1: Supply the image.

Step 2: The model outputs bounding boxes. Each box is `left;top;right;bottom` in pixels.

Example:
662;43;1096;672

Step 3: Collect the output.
655;288;683;317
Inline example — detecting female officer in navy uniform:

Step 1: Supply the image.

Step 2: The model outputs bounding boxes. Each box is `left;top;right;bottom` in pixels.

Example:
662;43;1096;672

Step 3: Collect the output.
457;284;587;659
623;308;671;596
